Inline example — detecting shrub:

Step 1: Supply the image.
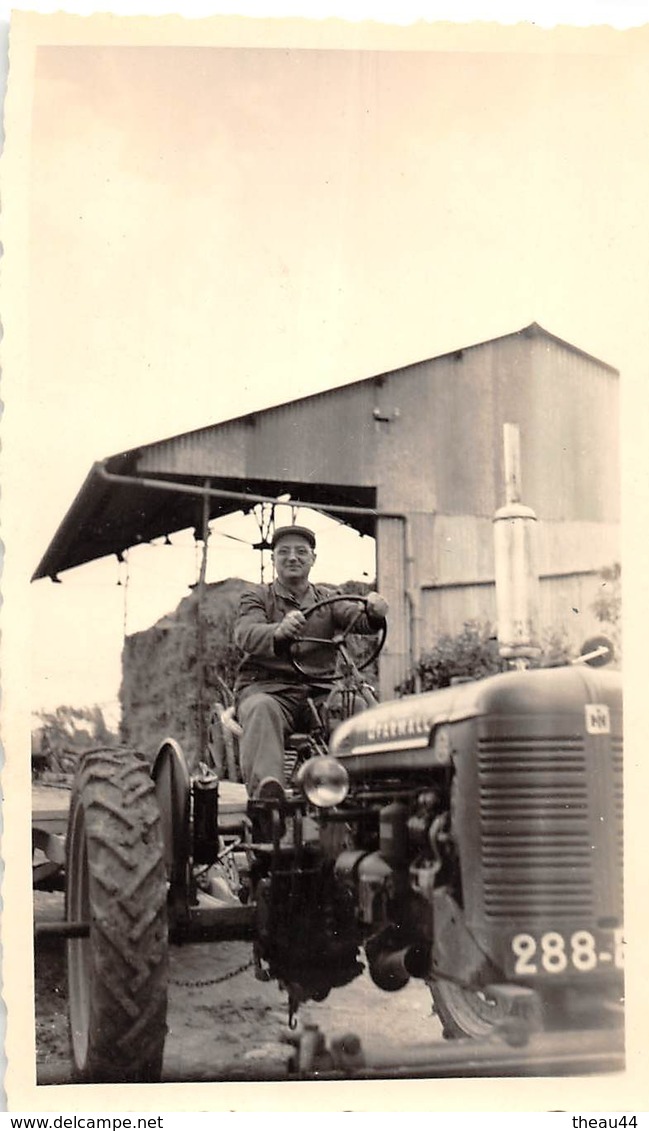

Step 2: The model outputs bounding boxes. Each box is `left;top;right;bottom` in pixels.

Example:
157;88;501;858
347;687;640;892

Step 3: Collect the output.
591;562;621;655
397;620;575;696
32;704;119;776
397;621;501;695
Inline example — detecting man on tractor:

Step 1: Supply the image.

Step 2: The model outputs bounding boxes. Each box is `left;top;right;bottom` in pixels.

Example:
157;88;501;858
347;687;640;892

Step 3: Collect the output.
234;524;388;801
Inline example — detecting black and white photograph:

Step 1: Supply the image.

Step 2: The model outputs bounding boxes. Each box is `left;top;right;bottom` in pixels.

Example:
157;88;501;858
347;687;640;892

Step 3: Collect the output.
2;2;648;1113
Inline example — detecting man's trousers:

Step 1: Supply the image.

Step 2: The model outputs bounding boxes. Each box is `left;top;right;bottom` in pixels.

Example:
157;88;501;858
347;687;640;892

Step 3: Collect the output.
236;681;324;797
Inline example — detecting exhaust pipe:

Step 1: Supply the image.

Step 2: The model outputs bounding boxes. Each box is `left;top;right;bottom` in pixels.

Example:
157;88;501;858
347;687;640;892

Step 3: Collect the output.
367;943;430;993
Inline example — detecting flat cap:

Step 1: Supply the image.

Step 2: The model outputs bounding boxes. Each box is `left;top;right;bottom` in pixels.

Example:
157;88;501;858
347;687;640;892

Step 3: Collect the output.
271;524;316;550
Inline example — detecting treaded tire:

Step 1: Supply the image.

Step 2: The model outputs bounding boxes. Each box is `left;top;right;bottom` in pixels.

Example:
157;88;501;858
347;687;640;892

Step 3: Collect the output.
65;747;168;1083
431;980;622;1039
430;980;510;1040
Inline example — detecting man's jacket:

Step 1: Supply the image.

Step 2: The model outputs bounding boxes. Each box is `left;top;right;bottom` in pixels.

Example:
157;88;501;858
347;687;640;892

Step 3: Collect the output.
234;580;383;690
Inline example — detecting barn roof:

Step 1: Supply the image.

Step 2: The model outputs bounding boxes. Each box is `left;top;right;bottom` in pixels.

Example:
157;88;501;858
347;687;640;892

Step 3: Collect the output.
31;323;618;582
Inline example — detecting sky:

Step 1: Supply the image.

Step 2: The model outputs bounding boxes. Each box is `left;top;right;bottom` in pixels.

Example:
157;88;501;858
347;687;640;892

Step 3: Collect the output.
4;7;649;728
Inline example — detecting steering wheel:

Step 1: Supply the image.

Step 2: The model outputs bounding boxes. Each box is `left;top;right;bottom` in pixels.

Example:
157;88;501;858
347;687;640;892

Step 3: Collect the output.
288;594;387;682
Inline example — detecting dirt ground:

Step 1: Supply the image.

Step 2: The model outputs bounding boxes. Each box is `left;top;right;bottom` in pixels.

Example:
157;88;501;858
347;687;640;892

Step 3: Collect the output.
33;890;444;1086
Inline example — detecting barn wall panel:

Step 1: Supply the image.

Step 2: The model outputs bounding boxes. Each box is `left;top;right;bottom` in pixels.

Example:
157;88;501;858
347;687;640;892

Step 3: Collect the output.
420;584;497;643
412;513;495;586
427;340;513;516
247;386;380;487
376;515;409;697
408;515;619;590
536;521;619;576
372;360;441;513
538;572;604;646
419;571;607;659
513;337;620;523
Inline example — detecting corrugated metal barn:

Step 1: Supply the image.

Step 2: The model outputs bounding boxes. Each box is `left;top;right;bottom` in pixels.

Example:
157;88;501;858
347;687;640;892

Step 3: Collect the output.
33;322;620;695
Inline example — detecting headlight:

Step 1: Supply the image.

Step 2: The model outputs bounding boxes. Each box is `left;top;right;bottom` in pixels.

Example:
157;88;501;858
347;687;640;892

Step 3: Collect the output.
297;756;349;808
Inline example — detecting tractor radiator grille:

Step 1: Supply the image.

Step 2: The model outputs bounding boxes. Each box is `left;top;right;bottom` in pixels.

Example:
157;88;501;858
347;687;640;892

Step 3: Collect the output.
478;736;595;920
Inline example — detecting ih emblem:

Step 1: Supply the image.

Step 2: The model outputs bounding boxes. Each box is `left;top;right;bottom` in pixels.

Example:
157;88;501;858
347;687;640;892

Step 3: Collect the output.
585;704;610;735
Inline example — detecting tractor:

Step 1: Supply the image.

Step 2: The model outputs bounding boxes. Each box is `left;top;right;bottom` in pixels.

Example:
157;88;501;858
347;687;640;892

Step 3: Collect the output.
59;596;623;1082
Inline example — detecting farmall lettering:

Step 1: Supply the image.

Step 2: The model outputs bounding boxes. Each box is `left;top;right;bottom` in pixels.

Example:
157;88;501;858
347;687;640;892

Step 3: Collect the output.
365;715;434;743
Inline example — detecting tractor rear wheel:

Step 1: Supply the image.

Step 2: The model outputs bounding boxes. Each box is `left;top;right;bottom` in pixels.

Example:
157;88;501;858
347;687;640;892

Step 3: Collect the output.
66;747;168;1083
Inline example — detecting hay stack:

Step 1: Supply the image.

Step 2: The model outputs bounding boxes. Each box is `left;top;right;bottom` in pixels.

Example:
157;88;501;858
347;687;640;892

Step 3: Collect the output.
120;577;248;768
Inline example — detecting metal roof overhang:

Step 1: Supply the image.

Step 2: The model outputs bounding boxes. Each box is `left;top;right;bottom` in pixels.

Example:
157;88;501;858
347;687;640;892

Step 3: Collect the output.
32;451;377;581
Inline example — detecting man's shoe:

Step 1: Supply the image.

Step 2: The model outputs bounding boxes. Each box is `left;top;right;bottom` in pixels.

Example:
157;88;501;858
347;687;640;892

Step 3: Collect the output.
254;777;286;840
256;777;286;805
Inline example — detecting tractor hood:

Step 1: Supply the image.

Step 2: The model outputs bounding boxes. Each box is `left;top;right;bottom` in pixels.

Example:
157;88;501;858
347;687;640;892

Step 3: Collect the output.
330;664;623;774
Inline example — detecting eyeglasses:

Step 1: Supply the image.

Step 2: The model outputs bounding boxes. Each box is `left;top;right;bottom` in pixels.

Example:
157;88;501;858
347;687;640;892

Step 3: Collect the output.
274;546;312;558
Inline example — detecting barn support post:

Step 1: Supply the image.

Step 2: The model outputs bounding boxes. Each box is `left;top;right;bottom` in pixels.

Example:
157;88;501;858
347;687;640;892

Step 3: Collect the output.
376;515;411;699
404;519;422;693
196;482;211;763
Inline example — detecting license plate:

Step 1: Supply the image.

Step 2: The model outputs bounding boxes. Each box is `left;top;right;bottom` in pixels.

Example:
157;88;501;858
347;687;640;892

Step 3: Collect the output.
509;927;624;976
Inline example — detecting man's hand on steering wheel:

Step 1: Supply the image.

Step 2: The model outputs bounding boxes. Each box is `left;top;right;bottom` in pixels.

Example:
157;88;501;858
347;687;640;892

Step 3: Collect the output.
288;593;388;681
275;608;307;644
366;591;389;621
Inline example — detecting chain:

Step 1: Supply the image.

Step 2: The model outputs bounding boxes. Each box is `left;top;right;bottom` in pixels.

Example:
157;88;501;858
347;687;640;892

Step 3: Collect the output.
170;957;254;989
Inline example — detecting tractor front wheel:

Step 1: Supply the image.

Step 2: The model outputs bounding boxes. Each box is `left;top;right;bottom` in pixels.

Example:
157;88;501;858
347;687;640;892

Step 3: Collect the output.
430;980;511;1040
66;747;168;1083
